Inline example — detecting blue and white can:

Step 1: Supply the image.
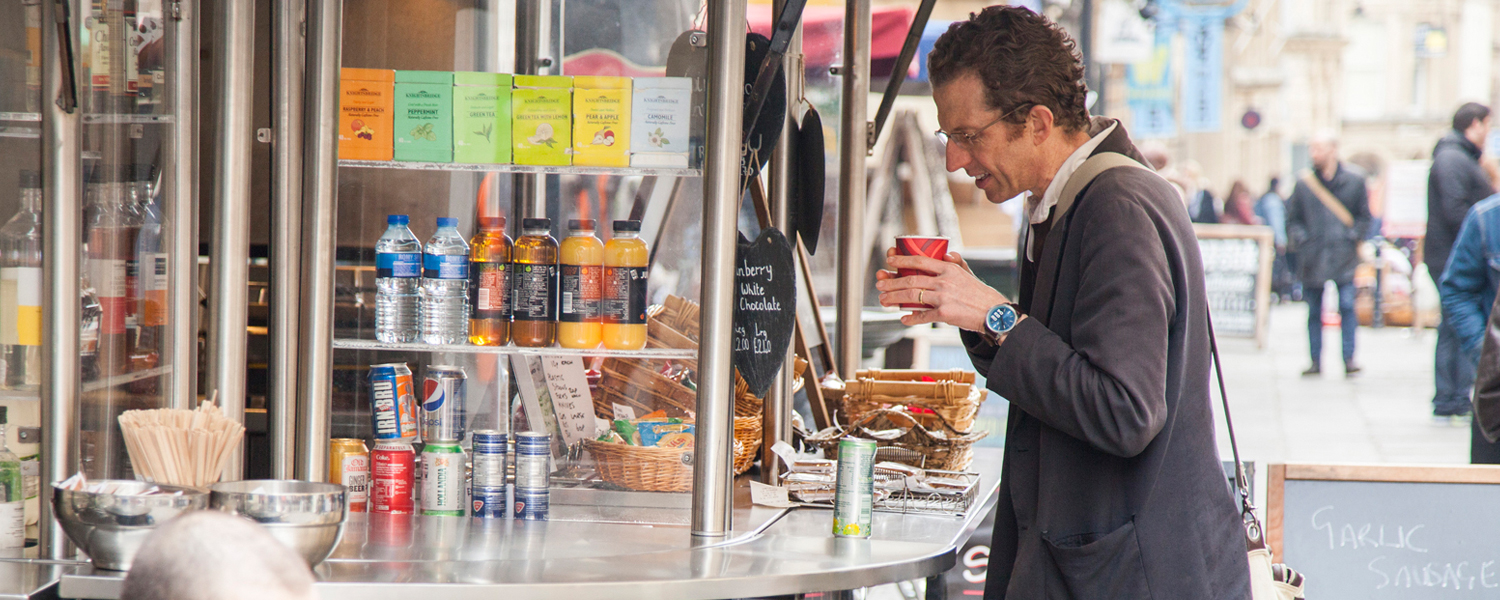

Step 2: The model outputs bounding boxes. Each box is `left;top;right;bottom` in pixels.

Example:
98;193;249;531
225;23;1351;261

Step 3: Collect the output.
514;432;550;490
471;430;507;490
471;486;507;519
514;487;548;521
421;365;467;442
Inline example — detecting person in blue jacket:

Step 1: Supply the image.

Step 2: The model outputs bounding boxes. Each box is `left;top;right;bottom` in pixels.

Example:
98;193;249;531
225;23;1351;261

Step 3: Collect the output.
1438;192;1500;461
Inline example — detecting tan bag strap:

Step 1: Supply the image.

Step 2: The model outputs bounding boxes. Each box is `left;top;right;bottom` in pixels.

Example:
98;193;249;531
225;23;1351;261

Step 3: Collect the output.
1051;152;1153;225
1298;169;1355;228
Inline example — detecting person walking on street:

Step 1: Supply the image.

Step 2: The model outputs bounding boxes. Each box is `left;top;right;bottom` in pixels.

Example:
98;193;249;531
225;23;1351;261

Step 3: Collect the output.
1286;132;1371;377
1221;180;1261;226
1255;177;1296;299
877;7;1250;598
1437;192;1500;460
1428;102;1495;417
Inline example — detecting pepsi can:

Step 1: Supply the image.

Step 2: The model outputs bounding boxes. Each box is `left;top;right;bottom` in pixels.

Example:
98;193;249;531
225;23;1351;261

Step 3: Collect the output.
514;432;550;490
472;487;507;519
515;487;548;521
421;365;468;442
369;363;419;441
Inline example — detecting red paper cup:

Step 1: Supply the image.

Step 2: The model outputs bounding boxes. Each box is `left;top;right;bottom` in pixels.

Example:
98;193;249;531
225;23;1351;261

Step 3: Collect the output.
895;236;948;309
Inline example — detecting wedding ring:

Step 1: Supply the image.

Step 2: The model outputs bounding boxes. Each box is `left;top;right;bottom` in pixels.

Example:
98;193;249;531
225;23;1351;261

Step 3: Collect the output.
917;290;924;305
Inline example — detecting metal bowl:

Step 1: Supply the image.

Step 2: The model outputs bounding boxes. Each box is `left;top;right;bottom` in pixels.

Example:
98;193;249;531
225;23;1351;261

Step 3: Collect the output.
209;480;347;566
52;480;209;571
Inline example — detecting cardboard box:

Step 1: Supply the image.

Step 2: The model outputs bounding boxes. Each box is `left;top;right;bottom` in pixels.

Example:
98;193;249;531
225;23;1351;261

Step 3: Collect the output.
512;75;573;166
338;68;395;161
394;70;454;163
453;72;512;164
572;76;631;167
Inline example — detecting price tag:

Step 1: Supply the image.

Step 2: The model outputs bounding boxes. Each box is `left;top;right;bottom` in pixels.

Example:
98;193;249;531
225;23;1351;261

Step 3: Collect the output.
612;403;636;422
541;356;599;448
749;481;793;508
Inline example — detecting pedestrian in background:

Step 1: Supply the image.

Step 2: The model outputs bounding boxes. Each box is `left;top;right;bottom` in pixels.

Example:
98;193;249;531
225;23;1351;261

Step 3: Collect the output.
1184;160;1220;224
1221;180;1261;226
1287;131;1371;377
1437;192;1500;459
1256;177;1295;300
1428;102;1494;418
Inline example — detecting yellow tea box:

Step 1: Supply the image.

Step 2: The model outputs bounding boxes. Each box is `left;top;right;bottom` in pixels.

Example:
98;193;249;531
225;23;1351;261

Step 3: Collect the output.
512;75;573;166
572;76;631;167
630;77;692;168
453;72;512;164
338;68;395;161
394;70;454;163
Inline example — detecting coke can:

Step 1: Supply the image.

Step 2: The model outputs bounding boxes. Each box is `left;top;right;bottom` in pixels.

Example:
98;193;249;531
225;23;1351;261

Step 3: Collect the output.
371;441;416;515
329;438;370;513
422;365;468;443
515;486;548;521
369;363;419;441
471;487;507;519
421;442;466;516
514;431;550;490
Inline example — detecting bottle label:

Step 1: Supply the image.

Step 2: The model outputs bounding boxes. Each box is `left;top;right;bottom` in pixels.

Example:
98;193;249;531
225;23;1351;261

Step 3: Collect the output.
89;258;127;335
142;254;168;328
423;253;469;280
470;261;511;318
1;267;41;346
341;454;370;505
603;266;648;325
514;263;558;322
0;502;20;549
559;264;601;322
377;252;421;278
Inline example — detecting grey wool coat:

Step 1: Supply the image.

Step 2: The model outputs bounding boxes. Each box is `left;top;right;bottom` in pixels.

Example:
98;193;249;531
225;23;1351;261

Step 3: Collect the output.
963;119;1251;599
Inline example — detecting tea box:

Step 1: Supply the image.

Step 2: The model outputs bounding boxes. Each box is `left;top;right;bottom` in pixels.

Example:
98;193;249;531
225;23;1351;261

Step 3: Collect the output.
338;68;395;161
512;75;573;166
572;76;631;167
630;77;693;168
394;71;454;163
453;72;512;164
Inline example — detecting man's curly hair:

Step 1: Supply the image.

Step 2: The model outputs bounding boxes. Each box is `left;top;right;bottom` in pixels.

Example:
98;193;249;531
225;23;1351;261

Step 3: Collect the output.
928;6;1091;133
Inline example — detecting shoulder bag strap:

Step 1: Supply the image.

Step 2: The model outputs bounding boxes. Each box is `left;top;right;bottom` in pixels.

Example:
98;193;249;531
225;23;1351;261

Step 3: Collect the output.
1298;169;1355;228
1207;309;1256;519
1050;152;1152;226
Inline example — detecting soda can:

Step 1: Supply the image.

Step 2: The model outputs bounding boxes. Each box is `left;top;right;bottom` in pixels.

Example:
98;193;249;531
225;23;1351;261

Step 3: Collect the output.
471;486;507;519
369;363;419;441
471;430;507;490
833;437;877;538
329;438;370;513
514;431;550;490
514;486;548;521
421;443;467;516
421;365;468;442
371;441;416;515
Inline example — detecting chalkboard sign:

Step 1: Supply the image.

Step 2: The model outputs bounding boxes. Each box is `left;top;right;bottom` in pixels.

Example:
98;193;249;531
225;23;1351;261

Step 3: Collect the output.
1195;224;1274;347
1269;464;1500;598
734;228;795;398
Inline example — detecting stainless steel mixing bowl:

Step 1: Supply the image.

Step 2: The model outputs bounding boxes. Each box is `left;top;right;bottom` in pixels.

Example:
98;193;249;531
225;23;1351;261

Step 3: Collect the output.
52;481;210;571
209;480;347;566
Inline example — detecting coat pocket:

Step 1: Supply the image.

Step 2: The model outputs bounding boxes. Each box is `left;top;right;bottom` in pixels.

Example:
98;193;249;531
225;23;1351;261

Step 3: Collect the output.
1042;519;1153;599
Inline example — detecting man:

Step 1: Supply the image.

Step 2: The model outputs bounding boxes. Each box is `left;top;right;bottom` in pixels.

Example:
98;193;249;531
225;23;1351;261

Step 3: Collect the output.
1255;177;1295;300
875;7;1249;598
1285;132;1371;377
1428;102;1495;417
1438;193;1500;461
121;511;316;600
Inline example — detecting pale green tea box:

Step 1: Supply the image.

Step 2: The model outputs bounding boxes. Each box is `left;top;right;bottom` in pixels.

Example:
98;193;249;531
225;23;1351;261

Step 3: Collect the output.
630;77;692;168
453;72;512;164
394;70;454;163
512;75;573;166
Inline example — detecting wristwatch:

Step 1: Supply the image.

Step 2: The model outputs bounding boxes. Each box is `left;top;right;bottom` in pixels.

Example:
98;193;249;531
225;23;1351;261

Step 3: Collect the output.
982;303;1021;345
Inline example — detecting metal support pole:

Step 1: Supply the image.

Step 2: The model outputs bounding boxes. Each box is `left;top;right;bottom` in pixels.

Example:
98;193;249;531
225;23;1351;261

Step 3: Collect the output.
512;0;554;220
206;0;255;481
269;0;306;480
763;0;802;485
168;0;200;411
40;0;81;560
692;0;747;542
835;0;870;377
296;0;342;482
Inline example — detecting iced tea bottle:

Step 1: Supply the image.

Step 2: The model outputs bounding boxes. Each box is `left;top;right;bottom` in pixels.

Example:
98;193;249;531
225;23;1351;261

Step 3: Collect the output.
512;218;559;347
468;216;512;345
603;220;648;350
558;220;603;349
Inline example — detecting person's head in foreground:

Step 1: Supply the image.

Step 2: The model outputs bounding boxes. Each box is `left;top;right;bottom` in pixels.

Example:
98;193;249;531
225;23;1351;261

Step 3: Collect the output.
121;510;316;600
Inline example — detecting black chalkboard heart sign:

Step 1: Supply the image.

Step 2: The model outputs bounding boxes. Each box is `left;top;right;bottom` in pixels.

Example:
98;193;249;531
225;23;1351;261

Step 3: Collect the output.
733;227;796;398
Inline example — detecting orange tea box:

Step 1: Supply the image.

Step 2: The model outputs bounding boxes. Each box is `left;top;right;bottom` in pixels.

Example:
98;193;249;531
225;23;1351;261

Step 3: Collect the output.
339;68;395;161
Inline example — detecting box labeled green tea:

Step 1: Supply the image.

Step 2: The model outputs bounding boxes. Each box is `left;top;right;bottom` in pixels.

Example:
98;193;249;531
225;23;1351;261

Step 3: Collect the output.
394;70;454;163
453;72;512;164
512;75;573;166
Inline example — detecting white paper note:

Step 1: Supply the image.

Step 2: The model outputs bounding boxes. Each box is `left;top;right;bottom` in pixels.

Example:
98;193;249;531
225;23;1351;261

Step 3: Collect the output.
749;480;793;508
541;355;599;448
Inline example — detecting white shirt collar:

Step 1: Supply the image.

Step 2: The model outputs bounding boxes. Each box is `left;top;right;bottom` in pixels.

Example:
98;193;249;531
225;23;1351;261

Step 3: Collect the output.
1025;121;1117;261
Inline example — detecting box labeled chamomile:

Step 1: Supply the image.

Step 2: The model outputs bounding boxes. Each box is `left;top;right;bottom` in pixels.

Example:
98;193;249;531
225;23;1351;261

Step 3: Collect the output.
630;77;692;168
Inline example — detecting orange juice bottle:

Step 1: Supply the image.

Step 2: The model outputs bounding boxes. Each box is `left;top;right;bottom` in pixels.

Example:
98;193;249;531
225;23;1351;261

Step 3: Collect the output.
468;216;512;345
512;218;559;347
603;220;648;350
558;220;603;349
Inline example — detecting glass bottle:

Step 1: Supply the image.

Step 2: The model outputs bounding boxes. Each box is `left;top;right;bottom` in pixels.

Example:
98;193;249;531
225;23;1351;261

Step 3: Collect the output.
127;164;161;389
86;165;138;376
468;216;512;346
0;171;43;390
511;218;558;347
0;406;23;549
603;220;648;350
558;219;603;349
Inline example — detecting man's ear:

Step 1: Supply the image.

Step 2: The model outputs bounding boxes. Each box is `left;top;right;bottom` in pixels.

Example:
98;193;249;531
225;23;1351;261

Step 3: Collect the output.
1028;105;1056;145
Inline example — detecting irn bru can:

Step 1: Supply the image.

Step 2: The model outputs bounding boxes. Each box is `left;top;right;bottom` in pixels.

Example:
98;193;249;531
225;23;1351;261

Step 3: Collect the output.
371;441;416;515
369;363;419;442
329;438;370;512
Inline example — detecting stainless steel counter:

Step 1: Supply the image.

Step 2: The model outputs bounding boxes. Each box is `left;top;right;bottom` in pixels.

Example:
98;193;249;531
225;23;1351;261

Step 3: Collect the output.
0;560;82;599
60;448;1002;600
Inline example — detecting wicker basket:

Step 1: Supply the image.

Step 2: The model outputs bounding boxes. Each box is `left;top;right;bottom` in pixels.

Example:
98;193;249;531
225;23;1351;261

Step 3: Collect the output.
836;369;984;434
595;358;697;419
733;415;762;475
587;416;764;490
806;408;988;471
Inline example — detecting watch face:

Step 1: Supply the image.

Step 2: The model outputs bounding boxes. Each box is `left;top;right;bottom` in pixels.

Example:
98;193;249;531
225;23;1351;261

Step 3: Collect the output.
987;305;1016;334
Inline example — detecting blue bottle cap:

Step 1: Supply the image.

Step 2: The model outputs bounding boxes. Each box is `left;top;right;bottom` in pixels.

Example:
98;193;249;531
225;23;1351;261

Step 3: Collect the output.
437;217;458;227
388;214;409;225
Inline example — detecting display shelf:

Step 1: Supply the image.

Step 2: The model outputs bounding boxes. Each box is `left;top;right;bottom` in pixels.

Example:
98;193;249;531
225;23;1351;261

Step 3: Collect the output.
338;159;701;178
333;338;697;359
0;388;40;401
80;114;176;125
0;112;42;122
81;366;173;394
0;125;40;140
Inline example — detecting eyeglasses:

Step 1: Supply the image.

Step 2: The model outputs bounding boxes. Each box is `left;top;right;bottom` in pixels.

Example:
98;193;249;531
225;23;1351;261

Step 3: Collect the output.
935;104;1031;148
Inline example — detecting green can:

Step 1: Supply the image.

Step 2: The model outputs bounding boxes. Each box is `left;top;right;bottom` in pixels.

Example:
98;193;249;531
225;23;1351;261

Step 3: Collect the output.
833;437;877;538
420;442;466;516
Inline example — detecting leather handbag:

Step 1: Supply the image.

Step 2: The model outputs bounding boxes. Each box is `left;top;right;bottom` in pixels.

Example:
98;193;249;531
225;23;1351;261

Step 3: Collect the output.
1208;315;1307;600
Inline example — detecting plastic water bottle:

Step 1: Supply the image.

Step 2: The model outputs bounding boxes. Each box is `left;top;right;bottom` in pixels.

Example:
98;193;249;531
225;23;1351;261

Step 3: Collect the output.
375;215;422;343
420;218;471;344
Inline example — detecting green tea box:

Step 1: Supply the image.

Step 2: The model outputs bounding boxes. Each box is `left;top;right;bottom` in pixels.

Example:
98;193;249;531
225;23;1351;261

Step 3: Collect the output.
453;72;512;164
572;76;631;167
512;75;573;166
394;70;453;163
630;77;692;168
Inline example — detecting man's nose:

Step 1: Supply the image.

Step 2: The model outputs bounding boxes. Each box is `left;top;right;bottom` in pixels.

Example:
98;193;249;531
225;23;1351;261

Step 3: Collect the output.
945;141;970;173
